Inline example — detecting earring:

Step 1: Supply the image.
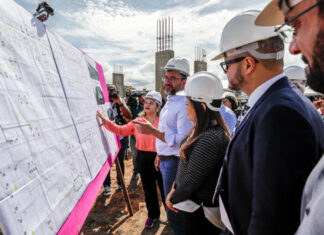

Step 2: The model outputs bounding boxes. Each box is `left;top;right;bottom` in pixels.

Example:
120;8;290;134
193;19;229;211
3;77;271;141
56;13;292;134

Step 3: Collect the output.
201;103;207;112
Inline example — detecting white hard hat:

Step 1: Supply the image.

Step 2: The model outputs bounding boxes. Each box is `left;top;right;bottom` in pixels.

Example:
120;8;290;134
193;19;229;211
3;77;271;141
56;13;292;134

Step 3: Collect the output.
255;0;302;26
144;91;162;106
164;57;190;76
222;91;236;99
304;86;323;97
212;10;284;61
184;72;223;111
284;65;306;81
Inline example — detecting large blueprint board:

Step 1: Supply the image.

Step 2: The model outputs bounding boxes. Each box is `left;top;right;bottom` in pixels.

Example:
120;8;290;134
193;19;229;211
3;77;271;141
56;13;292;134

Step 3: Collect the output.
57;59;120;235
0;0;118;234
46;29;109;179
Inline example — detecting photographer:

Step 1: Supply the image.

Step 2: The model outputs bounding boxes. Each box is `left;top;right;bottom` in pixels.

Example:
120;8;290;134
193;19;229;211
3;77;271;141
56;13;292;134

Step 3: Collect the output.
127;92;145;180
103;85;132;196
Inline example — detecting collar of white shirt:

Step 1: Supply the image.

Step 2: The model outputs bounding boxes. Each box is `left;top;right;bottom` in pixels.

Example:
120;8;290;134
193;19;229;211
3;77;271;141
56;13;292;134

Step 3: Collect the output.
247;73;286;109
167;94;182;102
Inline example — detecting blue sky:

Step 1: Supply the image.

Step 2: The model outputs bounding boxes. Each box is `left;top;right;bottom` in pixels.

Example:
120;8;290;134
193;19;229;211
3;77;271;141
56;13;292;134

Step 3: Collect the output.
14;0;304;90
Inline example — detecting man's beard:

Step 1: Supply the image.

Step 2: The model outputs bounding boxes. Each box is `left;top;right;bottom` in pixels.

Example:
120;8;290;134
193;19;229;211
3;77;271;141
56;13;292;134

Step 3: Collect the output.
164;83;181;95
228;69;244;91
304;31;324;94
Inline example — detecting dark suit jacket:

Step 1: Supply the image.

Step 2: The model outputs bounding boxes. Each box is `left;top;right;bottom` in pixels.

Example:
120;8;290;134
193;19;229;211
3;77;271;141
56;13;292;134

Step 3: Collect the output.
219;77;324;235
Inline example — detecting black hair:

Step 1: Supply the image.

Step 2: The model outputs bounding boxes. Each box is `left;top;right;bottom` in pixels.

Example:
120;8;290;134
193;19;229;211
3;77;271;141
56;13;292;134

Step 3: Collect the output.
179;98;230;162
180;73;187;80
225;96;238;110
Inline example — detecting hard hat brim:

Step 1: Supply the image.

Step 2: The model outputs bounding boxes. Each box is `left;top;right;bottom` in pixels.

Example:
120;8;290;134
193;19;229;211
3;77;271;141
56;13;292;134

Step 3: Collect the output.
163;66;190;76
255;0;285;26
222;92;235;99
211;53;224;61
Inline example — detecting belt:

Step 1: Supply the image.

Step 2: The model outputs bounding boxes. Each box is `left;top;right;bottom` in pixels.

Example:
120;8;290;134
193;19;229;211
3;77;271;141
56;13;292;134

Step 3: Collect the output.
159;155;178;161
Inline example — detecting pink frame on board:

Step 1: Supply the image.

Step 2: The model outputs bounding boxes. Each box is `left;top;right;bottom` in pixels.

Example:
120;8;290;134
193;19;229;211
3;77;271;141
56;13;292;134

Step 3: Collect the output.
57;62;121;235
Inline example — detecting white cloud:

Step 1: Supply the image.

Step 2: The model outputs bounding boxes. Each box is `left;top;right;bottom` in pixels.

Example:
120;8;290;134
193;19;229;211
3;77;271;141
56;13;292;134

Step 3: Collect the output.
48;0;304;91
19;0;38;4
139;62;155;75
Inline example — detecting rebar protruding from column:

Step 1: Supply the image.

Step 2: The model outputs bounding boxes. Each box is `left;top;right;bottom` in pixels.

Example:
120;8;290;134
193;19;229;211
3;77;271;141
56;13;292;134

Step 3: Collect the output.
113;64;123;74
156;17;173;52
195;47;207;62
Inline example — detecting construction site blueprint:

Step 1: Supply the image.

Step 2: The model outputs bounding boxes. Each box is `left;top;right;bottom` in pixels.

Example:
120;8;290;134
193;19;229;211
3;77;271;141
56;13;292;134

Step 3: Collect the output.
0;0;116;234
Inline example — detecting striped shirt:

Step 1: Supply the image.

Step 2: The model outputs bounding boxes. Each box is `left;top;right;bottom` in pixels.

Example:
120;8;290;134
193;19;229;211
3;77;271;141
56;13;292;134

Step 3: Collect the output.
170;125;229;206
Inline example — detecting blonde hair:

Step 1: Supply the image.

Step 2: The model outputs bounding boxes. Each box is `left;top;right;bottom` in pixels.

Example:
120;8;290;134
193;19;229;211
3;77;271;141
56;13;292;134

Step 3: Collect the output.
138;101;160;117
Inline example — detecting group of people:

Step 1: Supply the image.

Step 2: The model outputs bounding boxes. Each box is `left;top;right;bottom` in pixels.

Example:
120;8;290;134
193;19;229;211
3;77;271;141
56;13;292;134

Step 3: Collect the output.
96;0;324;234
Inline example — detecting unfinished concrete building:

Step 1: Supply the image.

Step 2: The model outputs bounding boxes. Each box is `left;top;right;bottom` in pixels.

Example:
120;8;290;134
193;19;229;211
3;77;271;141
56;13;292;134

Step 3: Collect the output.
112;64;125;97
194;47;207;73
155;17;174;93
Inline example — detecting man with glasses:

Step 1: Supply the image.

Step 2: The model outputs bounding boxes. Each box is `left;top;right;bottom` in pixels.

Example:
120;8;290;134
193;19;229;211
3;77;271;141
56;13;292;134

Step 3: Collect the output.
134;57;193;234
256;0;324;233
213;10;324;234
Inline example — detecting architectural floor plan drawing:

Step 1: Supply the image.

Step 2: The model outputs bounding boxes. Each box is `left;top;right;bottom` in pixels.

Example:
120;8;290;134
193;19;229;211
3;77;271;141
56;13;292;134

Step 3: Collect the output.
0;0;118;234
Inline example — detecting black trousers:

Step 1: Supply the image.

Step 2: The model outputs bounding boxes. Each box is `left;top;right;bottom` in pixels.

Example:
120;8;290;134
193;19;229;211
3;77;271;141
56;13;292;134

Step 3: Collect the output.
137;150;165;219
183;207;222;235
104;137;128;186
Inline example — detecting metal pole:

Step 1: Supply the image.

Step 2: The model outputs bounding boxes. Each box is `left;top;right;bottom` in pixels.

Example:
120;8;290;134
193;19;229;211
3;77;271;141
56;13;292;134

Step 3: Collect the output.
171;17;173;50
162;18;164;51
156;20;158;52
168;16;170;50
165;18;167;51
159;19;161;51
115;157;133;216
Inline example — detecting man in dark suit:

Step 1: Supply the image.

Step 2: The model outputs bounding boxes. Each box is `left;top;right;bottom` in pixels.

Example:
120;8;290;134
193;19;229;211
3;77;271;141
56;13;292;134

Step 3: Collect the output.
212;10;324;234
256;1;324;234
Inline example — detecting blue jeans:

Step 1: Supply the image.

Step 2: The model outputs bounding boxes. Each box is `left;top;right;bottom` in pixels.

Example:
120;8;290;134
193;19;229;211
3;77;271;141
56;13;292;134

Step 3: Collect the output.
104;137;128;186
130;135;138;175
159;157;184;235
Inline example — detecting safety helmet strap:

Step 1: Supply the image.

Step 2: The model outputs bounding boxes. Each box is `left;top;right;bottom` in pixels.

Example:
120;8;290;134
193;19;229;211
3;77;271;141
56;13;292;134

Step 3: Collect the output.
190;96;221;111
206;102;221;112
226;42;284;60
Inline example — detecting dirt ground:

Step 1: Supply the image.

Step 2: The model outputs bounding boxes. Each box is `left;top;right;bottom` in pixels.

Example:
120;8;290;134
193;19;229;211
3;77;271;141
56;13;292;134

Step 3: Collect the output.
80;153;173;235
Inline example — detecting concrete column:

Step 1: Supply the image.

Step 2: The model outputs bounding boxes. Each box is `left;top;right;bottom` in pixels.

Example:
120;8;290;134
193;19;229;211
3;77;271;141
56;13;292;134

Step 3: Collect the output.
194;61;207;74
155;50;174;93
113;73;125;97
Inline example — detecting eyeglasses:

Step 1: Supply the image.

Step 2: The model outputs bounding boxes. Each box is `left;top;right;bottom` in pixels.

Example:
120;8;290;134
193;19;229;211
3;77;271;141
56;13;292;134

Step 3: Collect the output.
220;56;259;73
162;75;183;82
220;57;245;73
275;0;324;33
277;26;295;44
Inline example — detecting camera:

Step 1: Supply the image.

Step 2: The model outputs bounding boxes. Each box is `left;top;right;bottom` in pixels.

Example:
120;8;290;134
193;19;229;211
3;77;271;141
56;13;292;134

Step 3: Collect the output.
109;92;118;99
115;115;127;125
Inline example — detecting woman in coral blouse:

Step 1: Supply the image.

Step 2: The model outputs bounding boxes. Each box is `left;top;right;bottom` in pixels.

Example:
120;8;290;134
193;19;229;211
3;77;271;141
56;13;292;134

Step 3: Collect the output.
97;91;164;229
